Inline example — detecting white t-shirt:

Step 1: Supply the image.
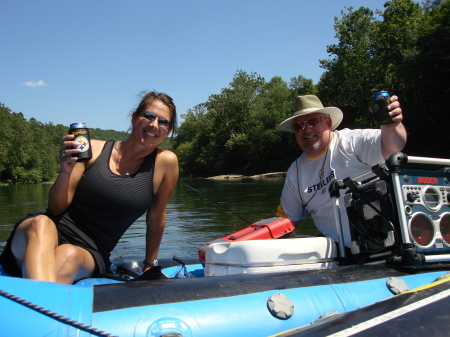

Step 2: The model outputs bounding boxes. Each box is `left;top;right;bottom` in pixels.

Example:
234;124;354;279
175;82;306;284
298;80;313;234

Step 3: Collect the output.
280;128;384;247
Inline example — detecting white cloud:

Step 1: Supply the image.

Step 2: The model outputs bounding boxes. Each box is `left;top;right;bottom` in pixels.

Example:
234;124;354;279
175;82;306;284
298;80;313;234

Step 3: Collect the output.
21;80;47;87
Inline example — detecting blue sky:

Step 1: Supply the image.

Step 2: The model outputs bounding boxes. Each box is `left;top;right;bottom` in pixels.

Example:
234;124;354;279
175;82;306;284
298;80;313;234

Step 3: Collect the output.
1;0;394;132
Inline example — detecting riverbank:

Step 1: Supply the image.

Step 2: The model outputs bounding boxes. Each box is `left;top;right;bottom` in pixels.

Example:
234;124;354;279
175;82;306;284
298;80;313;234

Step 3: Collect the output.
0;182;54;186
1;174;287;185
205;172;286;180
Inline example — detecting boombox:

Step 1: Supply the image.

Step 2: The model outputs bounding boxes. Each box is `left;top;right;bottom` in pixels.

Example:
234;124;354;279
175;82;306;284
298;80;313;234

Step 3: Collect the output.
330;153;450;266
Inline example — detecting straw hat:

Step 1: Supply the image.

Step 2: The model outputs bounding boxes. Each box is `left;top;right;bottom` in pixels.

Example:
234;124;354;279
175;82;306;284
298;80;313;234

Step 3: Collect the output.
279;95;343;132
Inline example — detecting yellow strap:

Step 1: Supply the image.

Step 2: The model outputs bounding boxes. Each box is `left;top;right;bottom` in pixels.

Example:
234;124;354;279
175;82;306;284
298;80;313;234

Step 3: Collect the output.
401;274;450;294
276;203;287;218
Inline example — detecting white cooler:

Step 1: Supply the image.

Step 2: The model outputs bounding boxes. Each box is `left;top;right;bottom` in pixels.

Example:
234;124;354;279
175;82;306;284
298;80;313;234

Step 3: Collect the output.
204;237;338;276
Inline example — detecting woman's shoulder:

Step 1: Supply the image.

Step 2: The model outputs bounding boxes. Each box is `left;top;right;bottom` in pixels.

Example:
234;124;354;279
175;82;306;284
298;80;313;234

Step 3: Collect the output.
156;148;177;160
155;149;179;169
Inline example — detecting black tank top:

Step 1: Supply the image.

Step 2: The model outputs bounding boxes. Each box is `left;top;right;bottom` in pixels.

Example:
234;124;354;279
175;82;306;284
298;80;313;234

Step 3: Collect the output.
62;141;156;258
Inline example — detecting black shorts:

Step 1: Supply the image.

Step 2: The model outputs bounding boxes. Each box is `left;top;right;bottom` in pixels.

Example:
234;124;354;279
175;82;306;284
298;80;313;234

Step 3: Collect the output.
0;210;108;279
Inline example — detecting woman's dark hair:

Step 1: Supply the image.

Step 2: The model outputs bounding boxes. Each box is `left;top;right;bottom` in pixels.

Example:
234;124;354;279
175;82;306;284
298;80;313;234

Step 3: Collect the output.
130;91;178;138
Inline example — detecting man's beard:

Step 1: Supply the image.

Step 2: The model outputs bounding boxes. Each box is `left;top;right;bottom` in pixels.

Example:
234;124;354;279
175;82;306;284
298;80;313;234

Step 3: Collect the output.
300;132;321;152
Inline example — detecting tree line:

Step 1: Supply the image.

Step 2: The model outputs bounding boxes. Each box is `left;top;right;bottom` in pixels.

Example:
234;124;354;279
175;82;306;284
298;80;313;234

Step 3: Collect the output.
1;0;448;182
0;105;129;184
172;0;450;177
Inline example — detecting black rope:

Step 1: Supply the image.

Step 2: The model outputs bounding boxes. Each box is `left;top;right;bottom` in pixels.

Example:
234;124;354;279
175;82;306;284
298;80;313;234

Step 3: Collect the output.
0;289;118;337
172;256;194;278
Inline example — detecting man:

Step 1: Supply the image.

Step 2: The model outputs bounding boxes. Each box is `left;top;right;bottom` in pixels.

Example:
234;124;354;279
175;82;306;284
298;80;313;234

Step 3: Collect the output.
276;94;406;247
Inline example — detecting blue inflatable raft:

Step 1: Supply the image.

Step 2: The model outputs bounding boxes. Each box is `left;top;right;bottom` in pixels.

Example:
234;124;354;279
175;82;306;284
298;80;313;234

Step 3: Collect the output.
1;261;450;337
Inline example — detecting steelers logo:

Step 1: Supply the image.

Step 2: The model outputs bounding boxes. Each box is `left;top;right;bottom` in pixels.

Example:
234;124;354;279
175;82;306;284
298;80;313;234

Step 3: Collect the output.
372;103;380;113
75;136;90;152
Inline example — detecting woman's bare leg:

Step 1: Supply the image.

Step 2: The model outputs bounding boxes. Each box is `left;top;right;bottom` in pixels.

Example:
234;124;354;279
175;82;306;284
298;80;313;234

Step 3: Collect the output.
54;244;96;284
10;215;96;284
11;215;59;282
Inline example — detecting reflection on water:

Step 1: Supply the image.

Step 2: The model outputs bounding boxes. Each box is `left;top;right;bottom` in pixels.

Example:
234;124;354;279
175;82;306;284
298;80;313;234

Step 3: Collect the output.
0;179;318;261
0;184;52;248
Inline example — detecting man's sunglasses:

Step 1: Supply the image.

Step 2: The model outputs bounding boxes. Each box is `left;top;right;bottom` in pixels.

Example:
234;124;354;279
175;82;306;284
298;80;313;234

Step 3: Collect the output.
293;116;329;131
140;111;171;130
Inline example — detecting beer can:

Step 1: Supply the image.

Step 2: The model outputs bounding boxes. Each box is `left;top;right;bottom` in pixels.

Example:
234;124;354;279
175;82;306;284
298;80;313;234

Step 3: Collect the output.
370;91;393;125
68;123;92;162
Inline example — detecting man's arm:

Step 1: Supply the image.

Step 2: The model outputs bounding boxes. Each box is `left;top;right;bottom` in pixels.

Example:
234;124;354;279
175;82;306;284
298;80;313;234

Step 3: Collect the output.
380;95;407;159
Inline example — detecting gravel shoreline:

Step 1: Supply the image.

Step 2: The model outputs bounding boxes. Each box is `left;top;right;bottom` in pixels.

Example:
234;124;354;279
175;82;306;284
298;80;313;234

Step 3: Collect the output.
205;172;286;180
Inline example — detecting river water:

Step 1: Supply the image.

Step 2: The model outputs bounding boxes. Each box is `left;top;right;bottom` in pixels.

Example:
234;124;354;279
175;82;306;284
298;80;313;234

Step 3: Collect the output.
0;179;318;263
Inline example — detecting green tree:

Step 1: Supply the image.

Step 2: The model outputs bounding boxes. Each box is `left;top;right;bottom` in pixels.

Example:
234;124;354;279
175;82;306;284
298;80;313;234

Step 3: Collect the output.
289;75;317;97
0;106;12;179
172;71;312;177
173;104;213;176
3;112;32;183
318;6;379;128
244;76;298;173
403;0;450;156
373;0;423;92
202;70;267;175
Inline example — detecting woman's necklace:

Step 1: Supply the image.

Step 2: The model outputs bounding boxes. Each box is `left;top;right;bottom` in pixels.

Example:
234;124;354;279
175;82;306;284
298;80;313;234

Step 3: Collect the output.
115;142;130;176
297;145;329;211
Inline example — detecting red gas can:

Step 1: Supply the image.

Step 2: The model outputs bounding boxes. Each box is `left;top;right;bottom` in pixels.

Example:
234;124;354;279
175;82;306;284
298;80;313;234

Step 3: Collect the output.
198;217;295;263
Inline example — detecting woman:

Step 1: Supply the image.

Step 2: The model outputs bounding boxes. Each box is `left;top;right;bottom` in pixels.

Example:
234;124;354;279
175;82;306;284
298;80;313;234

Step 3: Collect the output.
0;91;179;284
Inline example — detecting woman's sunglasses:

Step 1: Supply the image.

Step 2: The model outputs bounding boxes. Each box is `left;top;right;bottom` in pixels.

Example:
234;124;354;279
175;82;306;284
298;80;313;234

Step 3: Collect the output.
140;111;171;130
293;116;329;131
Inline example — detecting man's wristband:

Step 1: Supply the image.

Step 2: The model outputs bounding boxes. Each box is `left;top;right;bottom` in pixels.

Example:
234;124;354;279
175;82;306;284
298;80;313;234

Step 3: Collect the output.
143;259;158;267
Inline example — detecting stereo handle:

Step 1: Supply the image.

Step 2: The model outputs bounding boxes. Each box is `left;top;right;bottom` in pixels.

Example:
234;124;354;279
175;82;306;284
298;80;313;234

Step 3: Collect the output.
407;156;450;166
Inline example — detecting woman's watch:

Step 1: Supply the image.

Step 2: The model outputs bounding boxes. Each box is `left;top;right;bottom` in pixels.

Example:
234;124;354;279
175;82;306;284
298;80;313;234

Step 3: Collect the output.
143;259;158;267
